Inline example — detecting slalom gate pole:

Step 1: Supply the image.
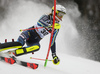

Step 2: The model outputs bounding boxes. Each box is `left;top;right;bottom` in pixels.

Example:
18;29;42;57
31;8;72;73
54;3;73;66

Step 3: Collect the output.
44;0;56;67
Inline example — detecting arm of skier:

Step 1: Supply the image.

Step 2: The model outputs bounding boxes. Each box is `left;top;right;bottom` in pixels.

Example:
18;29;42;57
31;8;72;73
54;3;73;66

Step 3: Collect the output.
51;29;59;53
51;29;60;65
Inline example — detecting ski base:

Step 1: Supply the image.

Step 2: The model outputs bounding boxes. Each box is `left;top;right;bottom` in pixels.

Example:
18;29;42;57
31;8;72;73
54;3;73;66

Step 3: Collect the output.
0;56;38;69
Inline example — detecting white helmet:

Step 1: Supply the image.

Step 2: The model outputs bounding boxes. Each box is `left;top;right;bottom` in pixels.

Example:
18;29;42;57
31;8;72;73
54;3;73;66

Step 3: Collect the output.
52;5;66;21
52;4;66;14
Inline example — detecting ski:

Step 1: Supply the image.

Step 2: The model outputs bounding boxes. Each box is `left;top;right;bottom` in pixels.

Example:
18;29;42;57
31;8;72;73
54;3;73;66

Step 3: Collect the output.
0;56;38;69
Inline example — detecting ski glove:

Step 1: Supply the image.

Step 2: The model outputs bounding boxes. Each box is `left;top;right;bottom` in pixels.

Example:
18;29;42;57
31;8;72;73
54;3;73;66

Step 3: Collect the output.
52;53;60;65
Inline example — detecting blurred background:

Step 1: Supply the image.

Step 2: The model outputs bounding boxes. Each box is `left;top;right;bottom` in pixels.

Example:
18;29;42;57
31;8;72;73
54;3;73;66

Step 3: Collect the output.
0;0;100;62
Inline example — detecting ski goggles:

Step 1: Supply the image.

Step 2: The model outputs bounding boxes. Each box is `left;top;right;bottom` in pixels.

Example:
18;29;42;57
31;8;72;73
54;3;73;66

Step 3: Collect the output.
57;12;65;18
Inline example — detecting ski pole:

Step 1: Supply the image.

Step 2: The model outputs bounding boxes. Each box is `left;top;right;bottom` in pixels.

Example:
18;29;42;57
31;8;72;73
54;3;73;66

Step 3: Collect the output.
30;57;53;61
20;27;44;32
44;0;56;67
20;26;53;32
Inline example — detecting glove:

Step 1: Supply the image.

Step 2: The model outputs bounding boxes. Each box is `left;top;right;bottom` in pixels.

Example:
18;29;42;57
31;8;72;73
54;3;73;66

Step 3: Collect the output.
52;53;60;65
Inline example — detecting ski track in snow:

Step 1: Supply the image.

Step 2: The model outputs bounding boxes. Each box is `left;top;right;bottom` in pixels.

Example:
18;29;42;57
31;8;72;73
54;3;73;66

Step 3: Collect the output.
0;0;100;74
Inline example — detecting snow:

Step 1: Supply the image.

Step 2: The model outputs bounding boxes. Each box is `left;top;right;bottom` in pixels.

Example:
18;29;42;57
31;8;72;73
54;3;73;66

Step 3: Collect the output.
0;0;100;74
0;53;100;74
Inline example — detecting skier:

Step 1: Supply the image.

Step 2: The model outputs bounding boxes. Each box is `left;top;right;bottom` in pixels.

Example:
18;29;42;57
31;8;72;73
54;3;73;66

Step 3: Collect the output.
0;5;66;65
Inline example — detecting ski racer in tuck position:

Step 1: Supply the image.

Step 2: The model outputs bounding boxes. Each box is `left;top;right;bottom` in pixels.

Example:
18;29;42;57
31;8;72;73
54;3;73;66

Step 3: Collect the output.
0;5;66;65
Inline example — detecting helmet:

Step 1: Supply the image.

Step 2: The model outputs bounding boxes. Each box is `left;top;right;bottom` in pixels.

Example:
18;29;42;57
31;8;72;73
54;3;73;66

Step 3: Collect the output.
52;5;66;14
52;5;66;21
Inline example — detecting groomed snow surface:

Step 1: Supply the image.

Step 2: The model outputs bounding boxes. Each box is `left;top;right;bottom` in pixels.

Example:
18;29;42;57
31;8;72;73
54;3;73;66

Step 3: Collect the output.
0;52;100;74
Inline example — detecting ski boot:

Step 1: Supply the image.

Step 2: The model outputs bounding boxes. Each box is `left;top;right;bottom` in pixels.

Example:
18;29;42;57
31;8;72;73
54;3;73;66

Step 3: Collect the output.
52;53;60;65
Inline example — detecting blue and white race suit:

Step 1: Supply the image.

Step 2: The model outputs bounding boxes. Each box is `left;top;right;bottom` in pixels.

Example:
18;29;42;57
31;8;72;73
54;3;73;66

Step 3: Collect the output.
17;14;59;54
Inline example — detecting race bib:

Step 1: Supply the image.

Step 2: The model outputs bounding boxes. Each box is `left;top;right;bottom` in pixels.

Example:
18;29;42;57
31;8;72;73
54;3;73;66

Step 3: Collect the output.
34;24;50;38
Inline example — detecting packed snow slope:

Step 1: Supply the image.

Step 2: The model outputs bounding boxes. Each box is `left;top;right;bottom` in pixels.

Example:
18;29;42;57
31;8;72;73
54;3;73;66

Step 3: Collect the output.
0;53;100;74
0;1;100;74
